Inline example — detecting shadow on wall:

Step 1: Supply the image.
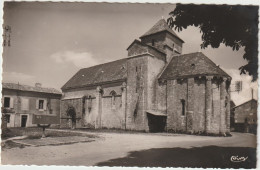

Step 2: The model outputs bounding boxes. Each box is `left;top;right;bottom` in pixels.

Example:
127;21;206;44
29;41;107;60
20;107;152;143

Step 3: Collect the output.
96;146;256;168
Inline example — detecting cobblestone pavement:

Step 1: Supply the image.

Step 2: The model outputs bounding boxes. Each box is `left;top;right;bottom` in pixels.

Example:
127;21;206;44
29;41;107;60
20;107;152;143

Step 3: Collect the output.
1;130;256;166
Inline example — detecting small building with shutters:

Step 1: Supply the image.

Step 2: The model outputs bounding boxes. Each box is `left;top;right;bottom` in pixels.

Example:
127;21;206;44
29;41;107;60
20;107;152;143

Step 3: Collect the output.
61;19;232;135
2;82;62;127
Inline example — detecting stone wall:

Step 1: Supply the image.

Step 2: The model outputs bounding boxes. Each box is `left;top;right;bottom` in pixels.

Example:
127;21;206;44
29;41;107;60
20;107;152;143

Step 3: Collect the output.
166;77;230;135
165;32;183;54
61;82;126;129
166;79;188;132
141;32;166;52
60;98;83;128
141;32;183;62
193;77;206;132
126;52;149;131
234;100;257;123
147;54;166;111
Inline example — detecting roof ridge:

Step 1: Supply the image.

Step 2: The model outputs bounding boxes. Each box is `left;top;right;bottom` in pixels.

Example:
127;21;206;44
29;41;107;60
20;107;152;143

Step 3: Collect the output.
2;82;61;94
3;82;58;89
79;58;127;71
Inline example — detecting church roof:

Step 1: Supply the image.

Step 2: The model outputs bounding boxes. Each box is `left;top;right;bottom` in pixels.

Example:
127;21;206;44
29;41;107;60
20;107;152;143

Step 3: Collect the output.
61;58;127;90
159;52;231;80
140;19;184;43
2;83;61;95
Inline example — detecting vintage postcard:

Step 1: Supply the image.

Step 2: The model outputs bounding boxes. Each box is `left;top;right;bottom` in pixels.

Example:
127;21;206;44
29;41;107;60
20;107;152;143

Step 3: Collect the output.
1;1;258;169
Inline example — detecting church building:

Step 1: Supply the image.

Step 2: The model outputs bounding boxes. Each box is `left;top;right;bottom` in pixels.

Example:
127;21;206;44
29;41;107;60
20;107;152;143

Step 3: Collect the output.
60;19;231;135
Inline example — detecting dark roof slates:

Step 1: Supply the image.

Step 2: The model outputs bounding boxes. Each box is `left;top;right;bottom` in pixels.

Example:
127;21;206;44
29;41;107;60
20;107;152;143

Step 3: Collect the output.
159;52;231;80
140;19;184;43
2;83;61;94
61;58;127;90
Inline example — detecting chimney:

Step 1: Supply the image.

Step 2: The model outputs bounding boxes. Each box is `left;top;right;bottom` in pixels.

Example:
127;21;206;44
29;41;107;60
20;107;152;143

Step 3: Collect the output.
35;83;42;88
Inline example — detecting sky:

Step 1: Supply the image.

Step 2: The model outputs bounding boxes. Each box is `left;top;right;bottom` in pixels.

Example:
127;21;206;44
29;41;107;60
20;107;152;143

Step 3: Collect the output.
2;2;258;106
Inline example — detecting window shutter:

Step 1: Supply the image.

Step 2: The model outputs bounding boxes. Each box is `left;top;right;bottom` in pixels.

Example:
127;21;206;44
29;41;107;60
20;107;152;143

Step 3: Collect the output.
43;99;47;110
36;99;39;109
10;97;14;108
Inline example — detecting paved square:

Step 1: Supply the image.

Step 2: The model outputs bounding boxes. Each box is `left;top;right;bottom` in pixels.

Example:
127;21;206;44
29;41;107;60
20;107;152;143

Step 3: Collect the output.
13;136;94;147
1;130;256;166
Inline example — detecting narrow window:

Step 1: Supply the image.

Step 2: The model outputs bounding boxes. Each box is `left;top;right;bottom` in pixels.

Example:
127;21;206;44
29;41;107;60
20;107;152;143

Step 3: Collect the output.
181;99;186;116
152;39;155;46
39;100;44;110
4;97;10;108
110;91;116;109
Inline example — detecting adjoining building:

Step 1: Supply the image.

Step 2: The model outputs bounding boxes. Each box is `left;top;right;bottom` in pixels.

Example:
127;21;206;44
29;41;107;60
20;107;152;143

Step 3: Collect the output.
60;19;232;135
233;99;257;134
229;100;236;131
2;82;62;127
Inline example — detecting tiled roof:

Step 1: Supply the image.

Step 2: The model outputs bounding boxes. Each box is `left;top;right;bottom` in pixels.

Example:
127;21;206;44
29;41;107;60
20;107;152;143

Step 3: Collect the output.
159;52;231;80
140;19;184;43
233;99;257;109
2;83;61;95
61;58;127;90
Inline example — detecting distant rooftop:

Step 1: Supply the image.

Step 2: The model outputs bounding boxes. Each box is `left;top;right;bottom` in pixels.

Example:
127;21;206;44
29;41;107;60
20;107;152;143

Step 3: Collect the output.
2;82;61;95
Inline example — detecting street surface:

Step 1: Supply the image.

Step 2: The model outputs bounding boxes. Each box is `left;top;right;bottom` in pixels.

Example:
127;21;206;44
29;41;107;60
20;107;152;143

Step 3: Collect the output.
1;130;256;167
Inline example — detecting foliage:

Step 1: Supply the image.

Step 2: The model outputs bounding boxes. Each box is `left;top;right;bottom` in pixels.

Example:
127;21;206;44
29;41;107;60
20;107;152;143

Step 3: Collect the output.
167;4;258;81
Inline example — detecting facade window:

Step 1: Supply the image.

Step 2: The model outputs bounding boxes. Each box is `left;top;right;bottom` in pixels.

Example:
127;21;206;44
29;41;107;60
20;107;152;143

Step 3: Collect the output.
5;114;10;123
21;98;29;111
181;99;186;116
4;97;10;108
39;100;44;110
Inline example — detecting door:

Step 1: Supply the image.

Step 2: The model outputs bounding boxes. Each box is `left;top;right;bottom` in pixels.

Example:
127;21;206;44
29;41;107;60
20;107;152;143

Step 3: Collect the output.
21;115;28;127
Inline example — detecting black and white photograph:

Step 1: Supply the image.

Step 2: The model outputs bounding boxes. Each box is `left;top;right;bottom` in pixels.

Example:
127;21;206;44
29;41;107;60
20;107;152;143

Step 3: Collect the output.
1;1;258;169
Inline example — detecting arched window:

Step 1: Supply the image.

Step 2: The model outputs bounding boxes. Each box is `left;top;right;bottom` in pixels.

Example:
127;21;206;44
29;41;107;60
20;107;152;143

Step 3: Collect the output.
87;95;92;112
110;91;117;109
181;99;186;116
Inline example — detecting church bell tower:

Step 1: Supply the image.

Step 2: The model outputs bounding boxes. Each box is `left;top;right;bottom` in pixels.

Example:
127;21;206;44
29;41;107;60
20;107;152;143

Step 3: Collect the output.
139;19;184;62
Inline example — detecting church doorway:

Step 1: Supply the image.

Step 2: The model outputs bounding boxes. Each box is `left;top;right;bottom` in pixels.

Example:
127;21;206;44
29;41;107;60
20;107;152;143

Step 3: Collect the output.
67;106;76;129
147;113;166;132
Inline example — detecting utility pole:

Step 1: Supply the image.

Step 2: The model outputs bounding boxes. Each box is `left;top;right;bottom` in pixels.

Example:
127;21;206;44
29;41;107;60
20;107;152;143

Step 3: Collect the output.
1;25;11;131
3;25;11;47
251;88;254;100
